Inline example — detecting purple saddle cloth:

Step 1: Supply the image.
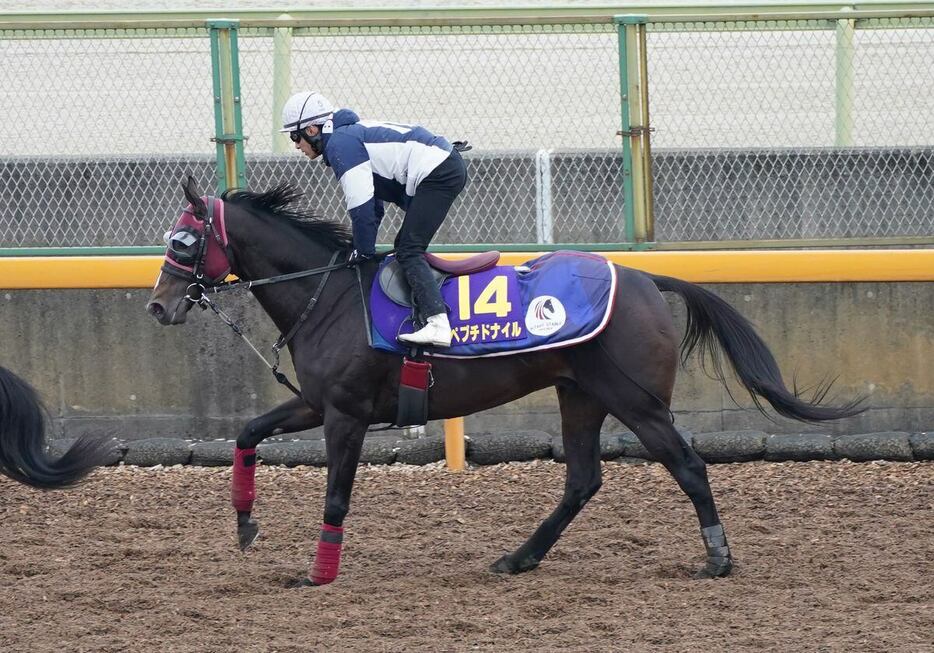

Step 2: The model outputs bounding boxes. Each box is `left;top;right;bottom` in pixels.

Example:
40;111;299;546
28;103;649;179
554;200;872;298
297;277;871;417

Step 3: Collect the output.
370;251;617;358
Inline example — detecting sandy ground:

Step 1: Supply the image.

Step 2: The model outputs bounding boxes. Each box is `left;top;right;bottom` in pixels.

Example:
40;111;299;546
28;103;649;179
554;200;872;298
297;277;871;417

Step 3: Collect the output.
0;459;931;652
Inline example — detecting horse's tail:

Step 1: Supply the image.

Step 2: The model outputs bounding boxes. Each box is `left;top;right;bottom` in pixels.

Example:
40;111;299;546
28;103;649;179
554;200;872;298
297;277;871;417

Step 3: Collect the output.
0;365;113;489
648;273;865;422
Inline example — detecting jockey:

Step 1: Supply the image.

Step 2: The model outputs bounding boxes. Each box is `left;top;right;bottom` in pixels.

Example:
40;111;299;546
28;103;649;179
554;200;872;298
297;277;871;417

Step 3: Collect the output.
280;90;468;348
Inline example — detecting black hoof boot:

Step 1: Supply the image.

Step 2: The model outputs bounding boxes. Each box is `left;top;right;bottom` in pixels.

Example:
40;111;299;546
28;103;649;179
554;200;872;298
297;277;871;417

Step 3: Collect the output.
693;556;734;579
693;523;734;579
237;514;260;551
490;553;540;575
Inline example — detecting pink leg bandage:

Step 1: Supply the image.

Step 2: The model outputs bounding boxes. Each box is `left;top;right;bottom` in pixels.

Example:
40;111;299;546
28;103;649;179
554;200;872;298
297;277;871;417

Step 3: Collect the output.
231;446;257;512
309;523;344;585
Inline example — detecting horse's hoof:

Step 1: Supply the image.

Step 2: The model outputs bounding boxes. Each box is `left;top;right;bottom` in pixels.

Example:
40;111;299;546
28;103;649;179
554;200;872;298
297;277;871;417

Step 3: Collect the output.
237;519;260;551
490;553;539;575
693;557;733;579
285;577;317;589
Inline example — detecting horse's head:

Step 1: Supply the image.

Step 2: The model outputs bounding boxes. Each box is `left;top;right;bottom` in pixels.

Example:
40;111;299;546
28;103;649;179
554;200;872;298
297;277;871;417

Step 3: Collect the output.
147;177;353;327
147;177;232;325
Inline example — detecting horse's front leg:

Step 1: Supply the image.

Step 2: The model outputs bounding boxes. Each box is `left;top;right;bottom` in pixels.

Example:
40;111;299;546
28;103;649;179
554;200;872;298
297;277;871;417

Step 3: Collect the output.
233;397;323;550
292;408;368;587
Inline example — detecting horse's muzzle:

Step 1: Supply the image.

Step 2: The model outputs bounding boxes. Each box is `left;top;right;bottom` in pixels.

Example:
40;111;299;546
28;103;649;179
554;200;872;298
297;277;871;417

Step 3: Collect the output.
147;301;165;320
146;298;189;325
148;270;195;325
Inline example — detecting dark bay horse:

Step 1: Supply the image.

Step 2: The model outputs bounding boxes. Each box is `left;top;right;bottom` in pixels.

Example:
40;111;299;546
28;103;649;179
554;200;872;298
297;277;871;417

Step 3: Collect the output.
0;365;113;488
147;178;863;586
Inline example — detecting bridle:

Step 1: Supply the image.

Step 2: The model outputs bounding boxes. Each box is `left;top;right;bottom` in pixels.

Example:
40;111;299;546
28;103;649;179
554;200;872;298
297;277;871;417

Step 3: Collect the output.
159;196;369;399
161;196;232;304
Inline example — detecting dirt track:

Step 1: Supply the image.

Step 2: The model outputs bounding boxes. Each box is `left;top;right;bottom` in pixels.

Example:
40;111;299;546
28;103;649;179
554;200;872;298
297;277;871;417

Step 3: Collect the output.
1;460;931;653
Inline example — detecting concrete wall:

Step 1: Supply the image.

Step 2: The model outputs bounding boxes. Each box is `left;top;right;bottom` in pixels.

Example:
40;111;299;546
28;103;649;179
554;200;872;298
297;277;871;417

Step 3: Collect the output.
1;281;930;441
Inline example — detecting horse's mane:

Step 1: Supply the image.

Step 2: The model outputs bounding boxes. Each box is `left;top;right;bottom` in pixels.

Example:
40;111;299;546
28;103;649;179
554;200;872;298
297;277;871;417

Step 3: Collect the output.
222;184;352;251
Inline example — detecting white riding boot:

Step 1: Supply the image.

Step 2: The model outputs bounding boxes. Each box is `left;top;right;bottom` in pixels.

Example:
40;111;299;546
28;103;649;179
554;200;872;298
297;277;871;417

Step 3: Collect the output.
399;312;452;347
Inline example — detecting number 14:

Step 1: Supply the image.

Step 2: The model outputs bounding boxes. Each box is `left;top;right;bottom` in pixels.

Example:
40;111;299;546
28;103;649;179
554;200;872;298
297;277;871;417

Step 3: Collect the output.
457;275;512;320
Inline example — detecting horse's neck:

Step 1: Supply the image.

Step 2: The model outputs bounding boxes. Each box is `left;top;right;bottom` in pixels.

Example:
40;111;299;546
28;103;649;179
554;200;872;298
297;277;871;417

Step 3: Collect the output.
235;239;347;337
237;242;336;284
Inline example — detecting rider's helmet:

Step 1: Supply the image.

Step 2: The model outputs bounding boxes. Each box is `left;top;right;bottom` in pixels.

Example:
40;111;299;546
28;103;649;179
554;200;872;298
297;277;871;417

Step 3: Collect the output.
280;91;334;153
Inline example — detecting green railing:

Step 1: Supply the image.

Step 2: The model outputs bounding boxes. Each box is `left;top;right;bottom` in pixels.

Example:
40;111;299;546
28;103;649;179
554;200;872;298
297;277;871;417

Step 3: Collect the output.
208;20;247;192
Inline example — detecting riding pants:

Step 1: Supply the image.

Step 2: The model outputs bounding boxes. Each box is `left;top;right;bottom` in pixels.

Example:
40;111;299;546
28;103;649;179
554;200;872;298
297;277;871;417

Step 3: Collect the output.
395;148;468;321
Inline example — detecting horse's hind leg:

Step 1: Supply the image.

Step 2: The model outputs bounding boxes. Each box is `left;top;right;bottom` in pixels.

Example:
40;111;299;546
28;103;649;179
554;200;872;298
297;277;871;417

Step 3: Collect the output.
582;365;733;578
491;382;607;574
626;407;733;578
233;397;323;550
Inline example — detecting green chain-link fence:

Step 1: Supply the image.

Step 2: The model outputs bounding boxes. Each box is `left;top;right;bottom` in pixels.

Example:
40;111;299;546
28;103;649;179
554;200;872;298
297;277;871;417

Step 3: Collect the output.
0;5;931;249
646;12;934;242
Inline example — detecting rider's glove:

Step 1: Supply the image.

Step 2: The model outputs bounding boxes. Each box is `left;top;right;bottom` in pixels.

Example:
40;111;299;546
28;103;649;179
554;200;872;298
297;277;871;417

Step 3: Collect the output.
346;249;373;268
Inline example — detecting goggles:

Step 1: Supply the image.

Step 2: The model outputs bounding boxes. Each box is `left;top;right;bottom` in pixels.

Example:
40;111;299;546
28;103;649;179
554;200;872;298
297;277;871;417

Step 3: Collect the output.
166;228;200;266
161;197;231;284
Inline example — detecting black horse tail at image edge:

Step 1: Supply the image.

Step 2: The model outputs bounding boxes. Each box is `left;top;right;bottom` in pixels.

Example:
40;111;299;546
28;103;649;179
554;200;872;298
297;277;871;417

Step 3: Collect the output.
648;273;866;423
0;366;113;489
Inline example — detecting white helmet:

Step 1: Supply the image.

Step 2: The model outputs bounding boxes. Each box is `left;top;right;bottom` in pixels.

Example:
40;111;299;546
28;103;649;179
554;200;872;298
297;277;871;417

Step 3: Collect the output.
280;91;334;132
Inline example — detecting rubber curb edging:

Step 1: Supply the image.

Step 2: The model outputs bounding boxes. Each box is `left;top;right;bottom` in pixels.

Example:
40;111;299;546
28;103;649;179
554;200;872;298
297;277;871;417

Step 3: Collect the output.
49;429;934;467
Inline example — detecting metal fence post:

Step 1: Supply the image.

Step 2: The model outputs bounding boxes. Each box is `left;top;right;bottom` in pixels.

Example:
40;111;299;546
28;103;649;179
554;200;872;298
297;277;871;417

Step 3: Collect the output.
444;418;466;471
636;20;655;243
835;7;856;147
272;15;293;154
615;16;637;244
535;148;554;244
615;15;653;247
208;19;247;192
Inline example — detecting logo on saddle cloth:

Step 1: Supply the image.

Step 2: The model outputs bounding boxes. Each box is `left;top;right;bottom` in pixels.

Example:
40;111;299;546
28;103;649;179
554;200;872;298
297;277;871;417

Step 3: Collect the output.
370;251;617;358
525;296;567;336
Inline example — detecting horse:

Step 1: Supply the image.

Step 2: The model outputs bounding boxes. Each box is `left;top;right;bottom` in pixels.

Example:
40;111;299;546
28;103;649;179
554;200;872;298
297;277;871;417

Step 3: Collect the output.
0;365;114;489
147;177;864;586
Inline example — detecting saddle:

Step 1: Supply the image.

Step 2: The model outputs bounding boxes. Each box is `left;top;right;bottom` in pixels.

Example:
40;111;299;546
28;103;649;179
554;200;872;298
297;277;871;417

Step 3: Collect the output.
378;251;500;308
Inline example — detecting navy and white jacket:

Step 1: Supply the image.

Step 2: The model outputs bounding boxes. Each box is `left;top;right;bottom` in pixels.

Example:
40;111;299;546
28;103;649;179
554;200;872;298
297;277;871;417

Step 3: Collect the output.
320;109;453;256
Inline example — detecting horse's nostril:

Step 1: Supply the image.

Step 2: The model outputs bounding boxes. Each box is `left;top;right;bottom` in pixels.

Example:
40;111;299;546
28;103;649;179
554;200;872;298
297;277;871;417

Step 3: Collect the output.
147;302;165;319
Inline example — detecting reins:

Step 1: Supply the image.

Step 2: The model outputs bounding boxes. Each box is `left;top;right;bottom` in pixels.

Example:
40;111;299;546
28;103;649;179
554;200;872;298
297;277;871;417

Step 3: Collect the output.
167;195;405;428
188;249;393;406
185;251;344;397
187;250;346;400
199;257;350;295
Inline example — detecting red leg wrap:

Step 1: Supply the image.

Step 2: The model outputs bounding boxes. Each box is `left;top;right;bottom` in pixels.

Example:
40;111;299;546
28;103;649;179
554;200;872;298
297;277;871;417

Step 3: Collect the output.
309;523;344;585
231;446;257;512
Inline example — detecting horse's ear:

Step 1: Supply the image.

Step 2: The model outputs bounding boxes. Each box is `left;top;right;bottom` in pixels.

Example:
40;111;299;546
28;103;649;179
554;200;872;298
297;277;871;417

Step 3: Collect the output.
181;175;206;218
